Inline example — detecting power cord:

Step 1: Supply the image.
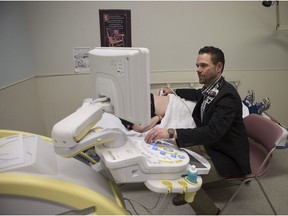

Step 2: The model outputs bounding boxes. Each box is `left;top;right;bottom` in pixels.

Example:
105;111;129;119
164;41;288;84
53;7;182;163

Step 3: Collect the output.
123;193;168;215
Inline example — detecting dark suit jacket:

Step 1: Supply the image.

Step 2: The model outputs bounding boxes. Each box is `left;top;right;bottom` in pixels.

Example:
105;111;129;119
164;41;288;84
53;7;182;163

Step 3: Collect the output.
175;78;251;177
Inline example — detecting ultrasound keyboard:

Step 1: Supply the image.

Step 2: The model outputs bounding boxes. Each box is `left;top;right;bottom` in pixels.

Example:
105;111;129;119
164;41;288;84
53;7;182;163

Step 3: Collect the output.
95;137;190;183
133;139;189;172
95;136;210;183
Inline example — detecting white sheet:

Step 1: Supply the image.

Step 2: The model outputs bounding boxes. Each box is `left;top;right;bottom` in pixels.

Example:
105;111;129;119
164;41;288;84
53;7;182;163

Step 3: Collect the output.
95;112;143;137
157;94;196;129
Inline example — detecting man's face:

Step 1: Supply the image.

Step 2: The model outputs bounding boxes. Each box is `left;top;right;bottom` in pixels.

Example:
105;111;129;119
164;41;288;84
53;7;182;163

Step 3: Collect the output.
195;53;222;87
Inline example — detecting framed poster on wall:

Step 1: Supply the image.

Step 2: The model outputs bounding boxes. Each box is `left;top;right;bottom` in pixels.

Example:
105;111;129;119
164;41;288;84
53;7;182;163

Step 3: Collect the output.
99;9;131;47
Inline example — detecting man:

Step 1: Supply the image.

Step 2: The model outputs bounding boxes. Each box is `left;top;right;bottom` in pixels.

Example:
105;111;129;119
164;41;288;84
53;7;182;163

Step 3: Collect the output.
145;46;251;215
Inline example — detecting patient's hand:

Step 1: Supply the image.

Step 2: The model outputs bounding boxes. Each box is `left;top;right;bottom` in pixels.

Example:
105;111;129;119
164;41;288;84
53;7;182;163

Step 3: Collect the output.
132;115;161;133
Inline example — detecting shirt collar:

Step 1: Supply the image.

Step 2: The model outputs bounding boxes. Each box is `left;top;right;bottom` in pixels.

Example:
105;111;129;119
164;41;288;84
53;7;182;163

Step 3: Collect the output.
201;76;223;96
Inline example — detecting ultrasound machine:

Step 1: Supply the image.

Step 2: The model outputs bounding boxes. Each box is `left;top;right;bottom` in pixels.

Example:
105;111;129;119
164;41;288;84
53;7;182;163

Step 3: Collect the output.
0;47;210;215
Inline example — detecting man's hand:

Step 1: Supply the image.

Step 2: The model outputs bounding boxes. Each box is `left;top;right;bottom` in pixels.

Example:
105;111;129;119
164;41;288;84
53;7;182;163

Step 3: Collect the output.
144;128;170;143
158;87;174;96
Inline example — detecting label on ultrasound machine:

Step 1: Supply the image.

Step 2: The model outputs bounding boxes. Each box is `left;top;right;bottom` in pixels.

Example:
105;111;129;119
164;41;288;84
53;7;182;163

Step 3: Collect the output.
0;135;25;170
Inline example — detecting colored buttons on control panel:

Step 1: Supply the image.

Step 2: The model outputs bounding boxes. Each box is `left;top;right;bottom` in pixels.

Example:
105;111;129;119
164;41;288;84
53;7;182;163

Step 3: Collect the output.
133;139;188;166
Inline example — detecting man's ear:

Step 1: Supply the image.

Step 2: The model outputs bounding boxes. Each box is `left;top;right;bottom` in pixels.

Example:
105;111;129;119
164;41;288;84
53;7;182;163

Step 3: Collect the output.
217;62;223;73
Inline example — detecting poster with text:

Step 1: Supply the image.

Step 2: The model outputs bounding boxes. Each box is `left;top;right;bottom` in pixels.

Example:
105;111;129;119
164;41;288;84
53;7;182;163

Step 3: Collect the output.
99;9;131;47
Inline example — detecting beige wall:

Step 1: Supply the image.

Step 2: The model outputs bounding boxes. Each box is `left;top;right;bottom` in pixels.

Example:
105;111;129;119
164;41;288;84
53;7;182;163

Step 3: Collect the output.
1;1;288;137
36;74;93;136
0;78;45;135
24;1;288;73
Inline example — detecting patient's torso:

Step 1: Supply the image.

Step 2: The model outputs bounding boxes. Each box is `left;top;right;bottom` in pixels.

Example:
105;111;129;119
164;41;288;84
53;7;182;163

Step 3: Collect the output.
154;95;169;117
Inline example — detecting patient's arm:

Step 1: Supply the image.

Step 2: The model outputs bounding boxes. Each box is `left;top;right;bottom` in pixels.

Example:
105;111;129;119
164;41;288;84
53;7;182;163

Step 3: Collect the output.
132;115;162;133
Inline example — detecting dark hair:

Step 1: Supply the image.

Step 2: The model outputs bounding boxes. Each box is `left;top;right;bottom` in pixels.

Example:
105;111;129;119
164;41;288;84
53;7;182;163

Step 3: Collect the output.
198;46;225;72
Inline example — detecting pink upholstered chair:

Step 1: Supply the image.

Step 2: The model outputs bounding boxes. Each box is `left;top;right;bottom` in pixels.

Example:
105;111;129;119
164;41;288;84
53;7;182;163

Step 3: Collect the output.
220;114;283;215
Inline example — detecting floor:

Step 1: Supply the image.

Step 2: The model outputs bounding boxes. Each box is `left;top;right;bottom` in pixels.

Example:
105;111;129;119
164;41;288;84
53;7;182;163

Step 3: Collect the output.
120;146;288;215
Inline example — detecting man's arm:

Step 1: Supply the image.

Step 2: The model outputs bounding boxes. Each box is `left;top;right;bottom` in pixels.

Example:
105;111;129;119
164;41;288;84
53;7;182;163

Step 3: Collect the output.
175;88;202;102
176;92;240;147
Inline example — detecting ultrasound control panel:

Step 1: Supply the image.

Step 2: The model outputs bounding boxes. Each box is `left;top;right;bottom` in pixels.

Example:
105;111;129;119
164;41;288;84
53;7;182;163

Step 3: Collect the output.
134;139;189;171
94;137;190;183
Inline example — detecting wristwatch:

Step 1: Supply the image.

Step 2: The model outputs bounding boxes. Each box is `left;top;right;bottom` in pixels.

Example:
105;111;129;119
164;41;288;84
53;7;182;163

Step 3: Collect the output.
168;128;175;139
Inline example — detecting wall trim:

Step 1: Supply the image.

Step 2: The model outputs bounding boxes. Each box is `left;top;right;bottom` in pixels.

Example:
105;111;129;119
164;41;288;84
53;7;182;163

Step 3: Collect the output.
35;72;90;78
0;76;35;91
